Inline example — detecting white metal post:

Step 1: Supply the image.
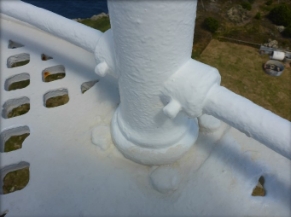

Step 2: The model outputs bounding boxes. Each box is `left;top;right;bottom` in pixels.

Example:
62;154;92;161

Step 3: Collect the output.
108;0;199;165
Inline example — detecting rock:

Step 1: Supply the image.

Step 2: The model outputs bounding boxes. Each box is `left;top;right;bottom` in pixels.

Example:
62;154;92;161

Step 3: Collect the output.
276;25;286;33
272;44;278;49
91;13;109;20
269;40;278;48
264;39;279;48
227;5;250;24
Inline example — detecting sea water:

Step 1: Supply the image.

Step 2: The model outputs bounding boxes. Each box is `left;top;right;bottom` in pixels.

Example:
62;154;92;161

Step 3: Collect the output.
22;0;108;19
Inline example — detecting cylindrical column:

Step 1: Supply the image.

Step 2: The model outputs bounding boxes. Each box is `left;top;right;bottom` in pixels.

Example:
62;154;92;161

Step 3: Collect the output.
109;0;199;165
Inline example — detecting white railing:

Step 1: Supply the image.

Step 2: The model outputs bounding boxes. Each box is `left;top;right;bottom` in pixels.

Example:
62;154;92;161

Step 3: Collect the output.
0;0;103;53
1;0;290;165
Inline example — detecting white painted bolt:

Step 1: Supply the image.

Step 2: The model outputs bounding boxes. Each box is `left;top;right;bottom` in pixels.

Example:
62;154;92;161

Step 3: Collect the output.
163;99;182;119
94;61;109;77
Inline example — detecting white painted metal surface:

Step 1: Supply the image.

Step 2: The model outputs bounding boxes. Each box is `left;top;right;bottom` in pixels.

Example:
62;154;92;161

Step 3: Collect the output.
0;1;290;216
1;0;103;53
108;0;199;165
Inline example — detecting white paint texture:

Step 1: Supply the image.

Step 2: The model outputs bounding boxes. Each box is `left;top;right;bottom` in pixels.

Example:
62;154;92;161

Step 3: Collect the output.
92;125;112;151
108;0;200;164
94;30;117;78
204;86;291;160
162;59;221;118
150;165;181;194
0;0;102;53
0;13;291;216
2;0;290;165
198;114;221;132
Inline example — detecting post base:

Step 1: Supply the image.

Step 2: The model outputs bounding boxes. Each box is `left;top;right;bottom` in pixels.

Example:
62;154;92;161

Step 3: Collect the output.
111;109;199;166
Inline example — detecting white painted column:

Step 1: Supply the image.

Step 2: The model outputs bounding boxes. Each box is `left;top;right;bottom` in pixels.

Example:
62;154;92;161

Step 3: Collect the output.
109;0;199;165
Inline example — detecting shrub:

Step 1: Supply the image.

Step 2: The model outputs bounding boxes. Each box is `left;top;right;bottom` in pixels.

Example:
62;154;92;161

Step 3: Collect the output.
282;25;291;38
265;0;273;6
268;4;291;26
248;0;255;4
254;12;261;20
203;17;219;33
241;2;252;11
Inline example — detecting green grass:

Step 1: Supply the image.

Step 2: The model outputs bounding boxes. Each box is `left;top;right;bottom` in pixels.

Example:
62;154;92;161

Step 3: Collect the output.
8;80;30;91
44;73;65;82
2;168;29;194
46;95;69;108
197;39;291;121
79;16;111;32
7;104;30;118
10;60;29;68
4;134;30;152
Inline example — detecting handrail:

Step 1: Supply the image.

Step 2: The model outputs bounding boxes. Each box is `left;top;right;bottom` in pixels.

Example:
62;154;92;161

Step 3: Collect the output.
0;0;103;53
204;85;291;160
162;59;291;161
1;0;290;165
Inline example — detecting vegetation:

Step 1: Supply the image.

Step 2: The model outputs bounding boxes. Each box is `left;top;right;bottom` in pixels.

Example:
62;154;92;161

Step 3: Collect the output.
4;134;30;152
78;16;110;32
2;168;29;194
265;0;273;6
268;4;291;26
202;17;220;33
282;25;291;38
241;2;252;11
197;40;291;121
7;104;30;118
8;80;30;91
254;12;261;20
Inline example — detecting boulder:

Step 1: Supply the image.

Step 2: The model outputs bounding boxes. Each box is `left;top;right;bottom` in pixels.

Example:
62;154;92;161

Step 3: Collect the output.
227;5;250;24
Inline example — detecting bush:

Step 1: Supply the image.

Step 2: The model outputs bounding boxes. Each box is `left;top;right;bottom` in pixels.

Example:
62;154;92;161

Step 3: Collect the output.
282;25;291;38
203;17;219;33
254;12;261;20
241;2;252;11
265;0;273;6
268;4;291;26
248;0;255;4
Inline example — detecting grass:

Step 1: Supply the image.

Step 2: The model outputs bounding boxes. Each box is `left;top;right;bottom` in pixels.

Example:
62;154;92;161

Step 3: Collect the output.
4;133;30;152
46;95;69;108
10;60;29;68
2;168;29;194
7;104;30;118
78;16;110;32
197;39;291;121
44;73;65;82
252;176;266;196
8;80;30;91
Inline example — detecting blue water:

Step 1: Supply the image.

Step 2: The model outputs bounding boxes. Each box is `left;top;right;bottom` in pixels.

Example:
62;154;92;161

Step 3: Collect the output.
22;0;108;19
